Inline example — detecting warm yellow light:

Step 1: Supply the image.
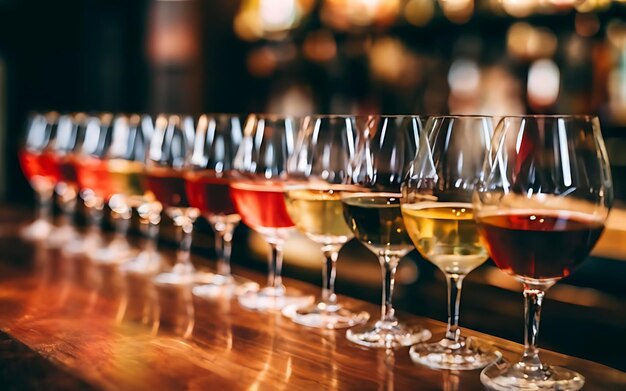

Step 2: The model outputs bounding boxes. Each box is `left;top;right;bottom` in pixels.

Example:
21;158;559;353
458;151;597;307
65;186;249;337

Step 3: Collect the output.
404;0;435;27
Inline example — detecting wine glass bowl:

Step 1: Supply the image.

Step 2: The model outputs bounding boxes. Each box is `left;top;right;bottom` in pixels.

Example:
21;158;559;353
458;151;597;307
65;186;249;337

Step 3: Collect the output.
281;115;369;329
342;115;432;348
475;115;612;390
401;115;501;370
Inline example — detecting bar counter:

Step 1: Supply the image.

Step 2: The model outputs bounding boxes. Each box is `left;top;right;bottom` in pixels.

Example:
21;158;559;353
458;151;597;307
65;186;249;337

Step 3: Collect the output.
0;208;625;391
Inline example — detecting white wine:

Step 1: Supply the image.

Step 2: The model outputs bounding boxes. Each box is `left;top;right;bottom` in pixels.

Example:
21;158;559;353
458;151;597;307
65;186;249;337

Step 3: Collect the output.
402;202;488;275
285;186;354;246
342;193;413;255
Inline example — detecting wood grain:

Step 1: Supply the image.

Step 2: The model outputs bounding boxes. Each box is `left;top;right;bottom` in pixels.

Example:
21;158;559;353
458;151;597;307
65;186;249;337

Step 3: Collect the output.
0;211;624;390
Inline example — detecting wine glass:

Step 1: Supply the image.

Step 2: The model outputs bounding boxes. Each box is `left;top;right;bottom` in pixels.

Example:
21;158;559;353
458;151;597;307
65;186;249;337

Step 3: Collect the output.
282;115;370;328
147;114;200;284
185;113;258;298
401;115;501;369
18;112;59;240
231;114;313;311
76;113;154;264
47;113;88;250
341;115;432;348
475;115;612;390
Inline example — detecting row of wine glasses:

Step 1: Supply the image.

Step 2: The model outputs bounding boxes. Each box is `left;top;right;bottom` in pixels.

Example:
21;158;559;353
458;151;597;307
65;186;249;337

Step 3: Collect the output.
19;112;612;391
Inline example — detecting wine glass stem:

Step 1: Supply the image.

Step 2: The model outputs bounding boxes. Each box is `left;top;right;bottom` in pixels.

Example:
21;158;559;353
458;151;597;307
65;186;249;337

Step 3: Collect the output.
175;218;194;267
57;188;77;228
521;284;547;369
112;207;131;242
36;189;53;224
87;198;105;234
141;214;160;254
213;223;235;277
321;247;339;307
267;242;284;291
444;274;465;343
379;254;400;324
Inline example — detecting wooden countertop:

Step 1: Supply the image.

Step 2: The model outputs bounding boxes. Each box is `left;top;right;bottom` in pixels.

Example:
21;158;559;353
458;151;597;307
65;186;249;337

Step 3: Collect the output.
0;209;625;391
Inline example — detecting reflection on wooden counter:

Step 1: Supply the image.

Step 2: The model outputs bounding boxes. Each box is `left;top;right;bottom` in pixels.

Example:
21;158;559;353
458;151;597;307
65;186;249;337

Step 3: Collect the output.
0;222;625;390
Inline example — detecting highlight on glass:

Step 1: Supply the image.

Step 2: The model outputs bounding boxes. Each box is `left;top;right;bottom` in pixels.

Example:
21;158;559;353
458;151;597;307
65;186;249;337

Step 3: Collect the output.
474;115;612;390
341;115;432;348
401;115;501;370
282;115;369;329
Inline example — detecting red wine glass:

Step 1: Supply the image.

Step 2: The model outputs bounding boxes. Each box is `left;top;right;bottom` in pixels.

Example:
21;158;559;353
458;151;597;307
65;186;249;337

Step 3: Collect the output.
147;114;200;283
475;115;612;390
401;115;501;369
18;112;59;241
186;114;258;298
231;114;313;311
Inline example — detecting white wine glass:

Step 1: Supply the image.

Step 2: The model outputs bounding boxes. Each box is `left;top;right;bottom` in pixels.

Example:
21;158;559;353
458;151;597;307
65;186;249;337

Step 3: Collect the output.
342;115;432;348
282;115;369;328
401;115;501;370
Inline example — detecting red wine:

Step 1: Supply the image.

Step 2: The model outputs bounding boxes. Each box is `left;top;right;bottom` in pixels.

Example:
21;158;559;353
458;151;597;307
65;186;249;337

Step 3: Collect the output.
230;182;294;230
185;170;237;217
146;168;189;208
19;149;60;191
477;211;604;281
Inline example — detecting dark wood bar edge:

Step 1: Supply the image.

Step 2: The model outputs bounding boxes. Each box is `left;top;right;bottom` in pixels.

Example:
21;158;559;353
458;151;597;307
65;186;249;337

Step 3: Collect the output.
0;207;624;391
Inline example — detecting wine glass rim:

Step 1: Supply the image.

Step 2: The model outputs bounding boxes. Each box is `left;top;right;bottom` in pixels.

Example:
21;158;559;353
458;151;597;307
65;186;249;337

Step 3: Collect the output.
429;114;494;119
304;114;374;119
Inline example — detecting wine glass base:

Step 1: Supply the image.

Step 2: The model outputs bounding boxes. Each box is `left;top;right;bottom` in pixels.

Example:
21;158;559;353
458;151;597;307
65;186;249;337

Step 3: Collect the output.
238;287;314;312
410;336;501;370
153;263;197;286
47;226;77;249
20;219;53;241
346;321;432;349
120;251;164;276
281;302;370;329
192;273;259;299
481;361;585;391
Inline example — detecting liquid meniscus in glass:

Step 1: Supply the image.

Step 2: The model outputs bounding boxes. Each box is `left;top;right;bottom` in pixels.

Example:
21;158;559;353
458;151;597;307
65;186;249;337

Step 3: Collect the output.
402;202;488;275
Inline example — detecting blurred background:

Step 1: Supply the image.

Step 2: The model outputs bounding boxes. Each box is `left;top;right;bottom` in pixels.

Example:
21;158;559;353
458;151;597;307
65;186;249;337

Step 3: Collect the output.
0;0;625;371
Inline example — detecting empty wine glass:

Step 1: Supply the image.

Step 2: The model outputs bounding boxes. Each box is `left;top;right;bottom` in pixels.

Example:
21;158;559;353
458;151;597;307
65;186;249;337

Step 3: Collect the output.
231;114;313;311
147;114;200;284
342;115;431;348
186;114;258;298
475;115;612;390
282;115;369;328
401;115;501;369
18;112;59;240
